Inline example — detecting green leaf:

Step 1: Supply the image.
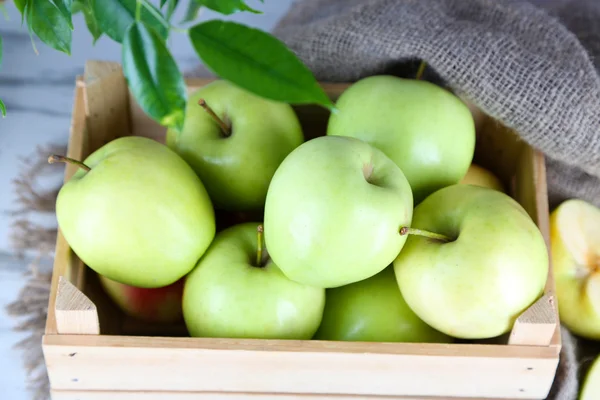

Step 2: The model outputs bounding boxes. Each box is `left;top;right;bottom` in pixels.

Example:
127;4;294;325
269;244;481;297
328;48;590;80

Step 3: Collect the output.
14;0;27;14
14;0;27;24
71;1;101;43
122;21;187;132
140;0;171;29
24;2;40;54
92;0;168;44
28;0;72;54
80;0;102;43
160;0;168;7
51;0;74;29
189;20;334;110
194;0;261;15
181;0;201;23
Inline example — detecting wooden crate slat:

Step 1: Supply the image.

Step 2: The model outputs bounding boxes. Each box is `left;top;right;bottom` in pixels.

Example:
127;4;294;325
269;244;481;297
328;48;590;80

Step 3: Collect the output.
43;334;558;399
83;60;132;150
50;390;538;400
45;81;88;335
508;293;557;346
55;277;100;335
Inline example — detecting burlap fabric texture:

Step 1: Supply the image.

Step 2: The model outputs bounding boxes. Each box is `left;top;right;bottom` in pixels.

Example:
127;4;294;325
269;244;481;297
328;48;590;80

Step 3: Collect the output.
270;0;600;399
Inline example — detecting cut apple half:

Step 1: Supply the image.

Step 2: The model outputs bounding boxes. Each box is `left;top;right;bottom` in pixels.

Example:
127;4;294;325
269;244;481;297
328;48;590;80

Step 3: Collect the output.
550;199;600;340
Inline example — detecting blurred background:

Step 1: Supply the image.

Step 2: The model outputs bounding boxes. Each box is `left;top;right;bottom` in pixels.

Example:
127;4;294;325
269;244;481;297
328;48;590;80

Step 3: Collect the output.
0;1;293;398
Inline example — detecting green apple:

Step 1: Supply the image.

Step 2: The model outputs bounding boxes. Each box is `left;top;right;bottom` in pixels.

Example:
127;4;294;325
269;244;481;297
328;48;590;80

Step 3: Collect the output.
98;274;184;324
263;135;413;289
313;266;452;343
550;199;600;340
166;80;304;212
581;353;600;400
182;222;325;339
393;184;548;339
52;136;216;288
326;75;476;204
459;163;505;192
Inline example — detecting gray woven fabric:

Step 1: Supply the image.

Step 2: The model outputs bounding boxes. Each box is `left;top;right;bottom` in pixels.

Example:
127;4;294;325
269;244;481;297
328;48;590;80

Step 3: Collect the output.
270;0;600;399
548;327;579;400
272;0;600;211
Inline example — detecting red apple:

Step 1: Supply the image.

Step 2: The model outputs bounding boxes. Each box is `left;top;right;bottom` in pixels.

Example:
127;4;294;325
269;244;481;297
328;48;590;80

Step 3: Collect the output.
98;274;184;324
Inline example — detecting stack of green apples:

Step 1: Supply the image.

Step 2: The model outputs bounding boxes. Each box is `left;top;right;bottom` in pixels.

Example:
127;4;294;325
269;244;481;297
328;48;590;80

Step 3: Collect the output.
52;74;549;344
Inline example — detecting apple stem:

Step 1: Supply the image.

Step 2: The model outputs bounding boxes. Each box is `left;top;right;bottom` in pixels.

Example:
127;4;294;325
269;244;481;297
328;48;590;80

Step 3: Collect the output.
198;99;231;137
416;61;427;80
399;226;452;242
256;224;265;268
47;155;91;172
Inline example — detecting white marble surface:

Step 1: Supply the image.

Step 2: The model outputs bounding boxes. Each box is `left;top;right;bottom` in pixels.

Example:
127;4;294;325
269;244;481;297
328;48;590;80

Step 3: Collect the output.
0;1;293;398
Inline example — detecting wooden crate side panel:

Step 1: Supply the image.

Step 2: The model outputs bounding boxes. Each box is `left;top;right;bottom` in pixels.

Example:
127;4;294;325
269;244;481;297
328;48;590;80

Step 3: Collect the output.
472;117;525;187
42;333;561;359
83;60;132;150
474;114;558;347
514;147;556;294
45;81;89;335
507;294;556;346
50;390;539;400
511;145;560;347
46;61;134;336
43;335;558;400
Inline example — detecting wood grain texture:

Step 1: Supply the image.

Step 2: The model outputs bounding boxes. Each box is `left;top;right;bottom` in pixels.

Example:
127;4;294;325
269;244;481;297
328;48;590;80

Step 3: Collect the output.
508;294;557;346
54;277;99;335
45;81;88;336
43;334;559;399
83;60;132;150
511;143;561;347
50;390;541;400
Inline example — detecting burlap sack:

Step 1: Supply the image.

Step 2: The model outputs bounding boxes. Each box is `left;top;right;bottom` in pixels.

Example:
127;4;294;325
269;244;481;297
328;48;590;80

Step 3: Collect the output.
270;0;600;399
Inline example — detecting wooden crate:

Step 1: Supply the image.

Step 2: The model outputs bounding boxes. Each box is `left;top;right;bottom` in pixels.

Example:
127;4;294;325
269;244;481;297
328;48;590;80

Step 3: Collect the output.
42;61;561;400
